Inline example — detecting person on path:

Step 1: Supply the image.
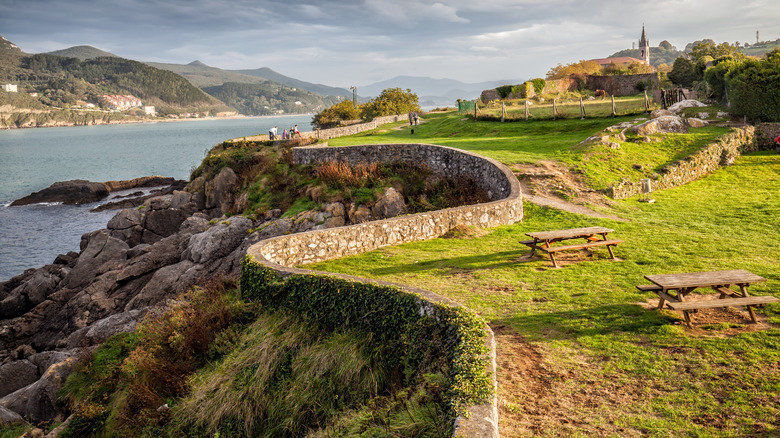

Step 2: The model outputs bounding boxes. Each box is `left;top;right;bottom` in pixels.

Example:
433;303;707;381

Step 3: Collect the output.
409;111;413;126
282;129;288;140
269;126;278;140
413;112;419;126
775;134;780;154
294;124;300;137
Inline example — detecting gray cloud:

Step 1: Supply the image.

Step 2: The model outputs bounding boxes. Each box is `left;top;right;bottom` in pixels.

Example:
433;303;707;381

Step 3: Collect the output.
1;0;778;87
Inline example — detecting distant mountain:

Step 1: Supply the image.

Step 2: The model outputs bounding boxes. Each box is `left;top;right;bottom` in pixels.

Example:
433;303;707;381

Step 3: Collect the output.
357;76;524;105
145;60;269;88
231;67;351;98
46;45;118;60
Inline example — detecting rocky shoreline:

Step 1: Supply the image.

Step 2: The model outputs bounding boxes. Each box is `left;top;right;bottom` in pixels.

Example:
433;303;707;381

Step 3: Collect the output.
0;167;413;429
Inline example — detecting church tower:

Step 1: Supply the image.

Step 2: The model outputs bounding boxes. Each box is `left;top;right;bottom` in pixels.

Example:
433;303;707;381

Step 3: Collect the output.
639;25;650;64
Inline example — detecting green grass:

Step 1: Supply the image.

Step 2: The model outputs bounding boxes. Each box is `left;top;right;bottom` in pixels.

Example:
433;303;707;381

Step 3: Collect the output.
308;115;780;436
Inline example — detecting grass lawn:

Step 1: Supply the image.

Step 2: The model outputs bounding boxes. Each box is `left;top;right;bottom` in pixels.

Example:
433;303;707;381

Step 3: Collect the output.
309;113;780;437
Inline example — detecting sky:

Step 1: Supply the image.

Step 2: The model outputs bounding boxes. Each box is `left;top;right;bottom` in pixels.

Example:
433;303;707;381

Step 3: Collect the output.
1;0;778;88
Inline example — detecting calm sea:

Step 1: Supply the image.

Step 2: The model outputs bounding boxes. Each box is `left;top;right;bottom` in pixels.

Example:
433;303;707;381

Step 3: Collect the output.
0;115;313;281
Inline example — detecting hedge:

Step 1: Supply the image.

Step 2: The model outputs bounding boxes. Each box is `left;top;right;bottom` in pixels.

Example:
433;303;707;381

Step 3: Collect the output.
239;255;493;421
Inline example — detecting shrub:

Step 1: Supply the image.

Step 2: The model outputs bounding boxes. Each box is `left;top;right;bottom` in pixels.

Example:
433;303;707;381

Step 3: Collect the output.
239;257;494;422
531;78;546;94
495;85;514;99
360;88;420;121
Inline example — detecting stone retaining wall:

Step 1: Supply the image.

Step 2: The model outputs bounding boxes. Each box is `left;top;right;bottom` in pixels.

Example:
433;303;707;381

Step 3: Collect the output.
610;126;756;199
246;143;523;437
235;115;404;142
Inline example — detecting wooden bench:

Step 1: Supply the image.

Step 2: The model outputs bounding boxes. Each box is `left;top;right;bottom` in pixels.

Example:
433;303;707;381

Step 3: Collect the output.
636;284;662;292
665;296;780;311
541;239;623;253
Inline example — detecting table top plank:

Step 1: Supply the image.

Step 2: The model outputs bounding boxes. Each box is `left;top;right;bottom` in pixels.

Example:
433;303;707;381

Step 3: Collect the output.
525;226;614;241
645;270;767;289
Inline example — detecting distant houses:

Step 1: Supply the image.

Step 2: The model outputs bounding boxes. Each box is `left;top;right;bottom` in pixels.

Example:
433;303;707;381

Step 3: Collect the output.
99;94;142;110
2;84;18;93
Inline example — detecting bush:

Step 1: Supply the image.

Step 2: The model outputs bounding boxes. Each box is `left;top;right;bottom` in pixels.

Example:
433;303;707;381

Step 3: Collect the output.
239;257;494;422
311;99;360;129
726;54;780;121
531;78;546;94
360;88;420;121
495;85;514;99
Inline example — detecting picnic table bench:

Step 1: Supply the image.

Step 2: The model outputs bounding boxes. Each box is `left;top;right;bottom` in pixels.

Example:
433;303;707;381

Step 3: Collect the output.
639;269;779;328
520;226;623;268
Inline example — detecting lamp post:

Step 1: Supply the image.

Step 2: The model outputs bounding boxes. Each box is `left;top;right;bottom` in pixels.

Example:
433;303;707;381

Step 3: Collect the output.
349;86;357;108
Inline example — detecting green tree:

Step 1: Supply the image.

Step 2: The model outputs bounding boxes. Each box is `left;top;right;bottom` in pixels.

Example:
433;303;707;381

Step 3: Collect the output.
360;88;420;120
311;99;361;129
668;57;697;87
688;41;740;63
725;54;780;121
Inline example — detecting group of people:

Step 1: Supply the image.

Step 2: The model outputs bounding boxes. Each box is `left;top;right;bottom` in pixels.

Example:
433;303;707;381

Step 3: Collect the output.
408;111;419;126
268;124;301;141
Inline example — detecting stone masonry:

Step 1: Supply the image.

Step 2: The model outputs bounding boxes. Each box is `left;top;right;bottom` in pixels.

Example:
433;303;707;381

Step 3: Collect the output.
246;143;522;438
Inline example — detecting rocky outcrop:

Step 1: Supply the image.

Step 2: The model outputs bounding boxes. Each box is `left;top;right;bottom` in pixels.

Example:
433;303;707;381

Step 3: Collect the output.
10;176;184;207
627;115;689;136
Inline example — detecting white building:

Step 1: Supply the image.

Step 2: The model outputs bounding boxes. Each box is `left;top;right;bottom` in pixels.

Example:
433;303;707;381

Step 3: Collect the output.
142;106;156;116
2;84;18;93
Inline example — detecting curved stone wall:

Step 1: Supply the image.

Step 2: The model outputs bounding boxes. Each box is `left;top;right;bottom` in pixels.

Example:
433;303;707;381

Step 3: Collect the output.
246;143;523;437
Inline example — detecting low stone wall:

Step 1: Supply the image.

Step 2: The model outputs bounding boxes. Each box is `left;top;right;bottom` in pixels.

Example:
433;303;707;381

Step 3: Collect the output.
586;73;659;97
755;122;780;149
246;143;523;437
235;115;404;142
610;126;755;199
293;143;515;202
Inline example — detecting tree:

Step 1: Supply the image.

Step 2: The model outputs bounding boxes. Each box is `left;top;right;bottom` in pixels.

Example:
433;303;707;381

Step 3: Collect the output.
311;99;361;129
546;60;601;79
360;88;420;120
668;57;697;87
688;41;740;63
724;55;780;121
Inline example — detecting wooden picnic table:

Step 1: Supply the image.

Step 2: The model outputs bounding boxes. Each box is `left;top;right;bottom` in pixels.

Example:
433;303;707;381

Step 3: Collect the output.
520;226;622;268
640;269;778;328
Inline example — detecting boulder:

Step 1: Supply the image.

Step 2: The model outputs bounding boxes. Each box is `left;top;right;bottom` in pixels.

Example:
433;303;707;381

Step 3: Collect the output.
183;217;254;264
349;204;373;224
0;360;38;398
0;356;77;422
0;267;64;319
372;188;408;219
59;231;129;290
0;404;25;426
66;309;146;349
626;116;688;136
667;99;707;113
651;109;673;118
205;167;238;215
686;118;708;128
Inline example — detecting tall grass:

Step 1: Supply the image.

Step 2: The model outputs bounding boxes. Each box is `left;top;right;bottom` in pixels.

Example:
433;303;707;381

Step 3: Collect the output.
172;313;388;437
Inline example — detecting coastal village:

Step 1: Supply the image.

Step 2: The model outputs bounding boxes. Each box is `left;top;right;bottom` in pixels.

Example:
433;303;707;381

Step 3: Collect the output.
2;11;780;438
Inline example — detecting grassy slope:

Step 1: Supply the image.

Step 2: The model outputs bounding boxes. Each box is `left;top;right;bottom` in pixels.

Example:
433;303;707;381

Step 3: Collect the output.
311;113;780;437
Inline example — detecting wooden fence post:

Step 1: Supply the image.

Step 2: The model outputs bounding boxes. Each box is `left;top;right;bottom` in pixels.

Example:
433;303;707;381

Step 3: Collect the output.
611;94;616;117
644;90;649;113
580;97;585;119
525;100;529;121
501;101;506;122
553;99;557;120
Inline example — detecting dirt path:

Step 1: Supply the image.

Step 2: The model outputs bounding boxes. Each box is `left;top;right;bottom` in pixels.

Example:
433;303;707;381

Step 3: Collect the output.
512;161;627;221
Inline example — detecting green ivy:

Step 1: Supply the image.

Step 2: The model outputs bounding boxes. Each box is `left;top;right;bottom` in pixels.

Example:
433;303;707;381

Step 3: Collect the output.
239;255;493;422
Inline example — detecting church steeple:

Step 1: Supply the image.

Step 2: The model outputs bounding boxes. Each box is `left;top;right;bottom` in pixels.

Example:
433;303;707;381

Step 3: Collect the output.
639;25;650;64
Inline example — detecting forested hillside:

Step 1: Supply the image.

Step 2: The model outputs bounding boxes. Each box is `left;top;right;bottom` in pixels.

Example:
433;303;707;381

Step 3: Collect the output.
202;82;342;115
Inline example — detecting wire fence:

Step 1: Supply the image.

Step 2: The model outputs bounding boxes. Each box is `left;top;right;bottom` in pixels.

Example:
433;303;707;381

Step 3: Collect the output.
459;93;656;121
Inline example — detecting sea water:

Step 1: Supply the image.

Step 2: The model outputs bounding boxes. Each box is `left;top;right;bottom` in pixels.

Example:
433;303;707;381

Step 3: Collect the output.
0;115;312;281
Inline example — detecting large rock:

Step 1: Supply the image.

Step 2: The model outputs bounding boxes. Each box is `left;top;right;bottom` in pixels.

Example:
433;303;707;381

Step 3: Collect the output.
626;115;688;136
0;266;65;320
0;404;25;426
66;309;146;348
10;180;109;206
205;167;238;216
183;217;254;264
59;231;129;290
372;187;408;219
0;356;77;422
668;99;707;113
0;360;39;398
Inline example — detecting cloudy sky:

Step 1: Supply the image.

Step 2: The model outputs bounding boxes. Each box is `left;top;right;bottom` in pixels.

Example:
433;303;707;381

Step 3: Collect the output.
1;0;777;87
